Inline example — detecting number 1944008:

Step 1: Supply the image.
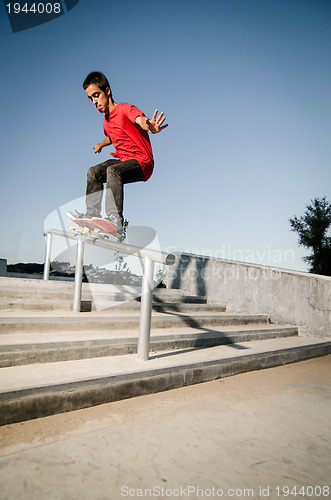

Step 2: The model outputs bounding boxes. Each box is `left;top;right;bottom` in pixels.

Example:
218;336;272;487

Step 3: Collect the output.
6;2;62;14
275;485;330;497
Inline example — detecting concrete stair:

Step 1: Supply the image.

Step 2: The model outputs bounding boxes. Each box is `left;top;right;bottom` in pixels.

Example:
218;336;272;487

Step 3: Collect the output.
0;276;330;425
0;276;210;312
0;276;142;312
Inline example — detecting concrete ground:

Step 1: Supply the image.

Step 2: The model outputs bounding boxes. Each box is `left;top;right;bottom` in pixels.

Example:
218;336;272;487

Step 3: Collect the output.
0;355;330;500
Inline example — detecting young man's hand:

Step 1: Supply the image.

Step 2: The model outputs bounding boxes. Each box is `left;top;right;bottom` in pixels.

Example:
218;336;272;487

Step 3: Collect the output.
93;143;103;153
93;136;112;153
136;110;168;134
147;109;168;134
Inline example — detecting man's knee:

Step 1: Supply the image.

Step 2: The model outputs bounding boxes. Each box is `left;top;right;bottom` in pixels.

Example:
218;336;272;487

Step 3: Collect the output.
87;165;100;182
107;164;120;181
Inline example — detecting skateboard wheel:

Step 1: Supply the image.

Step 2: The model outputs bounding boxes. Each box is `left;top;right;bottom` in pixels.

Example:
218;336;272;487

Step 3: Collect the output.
82;227;89;235
68;225;74;231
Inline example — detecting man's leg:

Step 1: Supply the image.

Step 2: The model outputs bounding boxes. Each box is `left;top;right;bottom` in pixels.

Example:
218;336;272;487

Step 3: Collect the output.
105;159;145;224
86;159;120;217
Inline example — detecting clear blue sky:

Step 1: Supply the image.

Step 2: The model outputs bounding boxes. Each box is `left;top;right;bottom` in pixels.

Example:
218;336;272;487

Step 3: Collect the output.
0;0;330;271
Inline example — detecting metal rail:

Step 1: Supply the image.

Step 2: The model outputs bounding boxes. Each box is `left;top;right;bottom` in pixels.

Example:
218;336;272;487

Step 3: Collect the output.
43;229;176;360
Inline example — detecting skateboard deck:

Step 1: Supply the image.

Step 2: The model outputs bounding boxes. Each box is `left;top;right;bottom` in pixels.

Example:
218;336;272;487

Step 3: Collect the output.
67;212;95;231
90;217;119;237
66;212;120;239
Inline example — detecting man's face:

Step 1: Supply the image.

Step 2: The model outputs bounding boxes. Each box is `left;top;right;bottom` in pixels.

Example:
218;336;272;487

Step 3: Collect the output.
85;83;110;114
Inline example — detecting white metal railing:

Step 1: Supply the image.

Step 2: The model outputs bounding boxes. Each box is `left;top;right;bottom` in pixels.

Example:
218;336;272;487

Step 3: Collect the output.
43;229;176;360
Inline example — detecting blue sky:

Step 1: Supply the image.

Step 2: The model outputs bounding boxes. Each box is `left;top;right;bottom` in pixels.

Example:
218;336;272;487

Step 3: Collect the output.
0;0;330;271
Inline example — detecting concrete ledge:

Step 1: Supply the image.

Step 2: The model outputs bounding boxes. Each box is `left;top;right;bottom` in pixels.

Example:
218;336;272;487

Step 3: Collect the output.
0;326;299;366
0;312;270;333
167;253;331;338
0;337;330;425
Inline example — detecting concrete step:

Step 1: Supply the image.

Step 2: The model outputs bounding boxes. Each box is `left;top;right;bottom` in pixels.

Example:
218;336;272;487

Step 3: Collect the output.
0;276;76;294
0;277;197;299
0;298;88;312
0;277;207;311
0;324;299;367
0;279;139;308
0;311;269;333
1;335;330;425
0;298;222;313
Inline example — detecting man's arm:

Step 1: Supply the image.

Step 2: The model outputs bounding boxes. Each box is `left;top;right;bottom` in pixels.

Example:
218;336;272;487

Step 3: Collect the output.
135;109;168;134
93;136;112;153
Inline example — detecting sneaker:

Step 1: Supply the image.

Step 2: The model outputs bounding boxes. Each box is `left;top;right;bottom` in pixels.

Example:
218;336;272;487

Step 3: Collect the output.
107;216;124;236
107;215;123;228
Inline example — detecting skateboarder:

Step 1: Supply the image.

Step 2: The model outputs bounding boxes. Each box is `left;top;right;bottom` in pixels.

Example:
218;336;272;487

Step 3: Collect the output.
73;71;168;235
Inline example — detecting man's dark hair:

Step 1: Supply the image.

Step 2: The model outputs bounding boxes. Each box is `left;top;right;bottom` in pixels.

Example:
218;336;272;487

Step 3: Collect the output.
83;71;113;100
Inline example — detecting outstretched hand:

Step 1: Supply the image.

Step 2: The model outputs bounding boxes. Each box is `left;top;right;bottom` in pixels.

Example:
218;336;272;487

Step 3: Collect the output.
146;109;168;134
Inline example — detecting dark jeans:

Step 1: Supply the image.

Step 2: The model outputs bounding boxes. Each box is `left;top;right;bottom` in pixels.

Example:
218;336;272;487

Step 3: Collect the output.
86;158;145;223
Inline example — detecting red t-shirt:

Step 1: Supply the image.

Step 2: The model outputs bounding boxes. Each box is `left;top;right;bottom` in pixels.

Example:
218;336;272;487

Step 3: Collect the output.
103;103;154;181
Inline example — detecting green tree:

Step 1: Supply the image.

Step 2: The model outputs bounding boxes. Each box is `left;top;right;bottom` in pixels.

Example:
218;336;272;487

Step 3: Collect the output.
289;197;331;276
154;268;167;288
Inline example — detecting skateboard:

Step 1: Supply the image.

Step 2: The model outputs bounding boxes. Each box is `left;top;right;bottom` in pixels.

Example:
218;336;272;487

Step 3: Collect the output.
90;217;120;237
67;211;107;239
66;212;121;239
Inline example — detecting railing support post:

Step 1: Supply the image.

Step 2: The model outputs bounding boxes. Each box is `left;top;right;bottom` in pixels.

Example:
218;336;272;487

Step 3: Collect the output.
73;239;85;312
43;232;52;280
138;256;154;360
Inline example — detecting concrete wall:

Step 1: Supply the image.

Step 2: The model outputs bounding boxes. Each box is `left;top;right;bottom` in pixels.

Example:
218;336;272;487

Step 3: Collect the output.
0;259;7;276
167;253;331;338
